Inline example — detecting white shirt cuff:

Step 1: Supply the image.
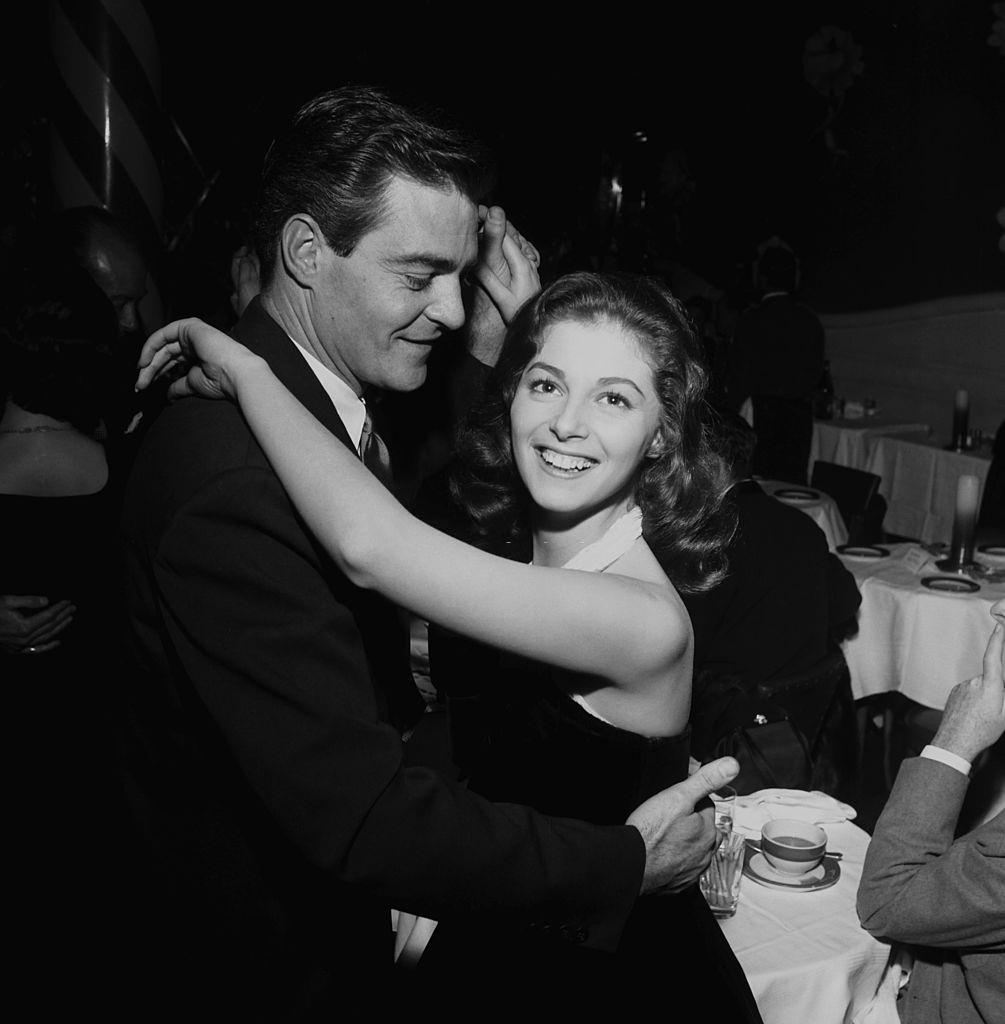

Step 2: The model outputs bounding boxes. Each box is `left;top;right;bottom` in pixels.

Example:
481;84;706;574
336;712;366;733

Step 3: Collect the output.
920;745;972;777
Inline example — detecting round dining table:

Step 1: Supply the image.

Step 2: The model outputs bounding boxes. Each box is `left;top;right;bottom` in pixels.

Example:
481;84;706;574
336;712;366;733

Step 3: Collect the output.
757;477;849;552
718;795;894;1024
838;542;1005;709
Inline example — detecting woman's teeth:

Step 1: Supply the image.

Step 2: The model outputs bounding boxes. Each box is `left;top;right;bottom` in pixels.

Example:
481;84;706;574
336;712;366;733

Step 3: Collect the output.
539;449;593;472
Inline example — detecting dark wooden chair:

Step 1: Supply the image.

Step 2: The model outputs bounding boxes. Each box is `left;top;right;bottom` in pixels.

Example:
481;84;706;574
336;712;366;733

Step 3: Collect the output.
757;646;858;798
810;460;886;545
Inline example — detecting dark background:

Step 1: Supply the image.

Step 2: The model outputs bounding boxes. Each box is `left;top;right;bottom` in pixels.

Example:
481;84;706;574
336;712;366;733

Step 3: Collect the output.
4;0;1004;317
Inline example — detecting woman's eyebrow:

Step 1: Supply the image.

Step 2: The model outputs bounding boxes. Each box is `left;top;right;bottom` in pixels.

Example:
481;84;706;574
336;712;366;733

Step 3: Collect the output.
598;376;645;397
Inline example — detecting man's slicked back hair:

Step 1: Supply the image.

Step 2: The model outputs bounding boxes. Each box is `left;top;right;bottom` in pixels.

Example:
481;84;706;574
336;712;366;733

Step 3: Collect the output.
252;86;492;284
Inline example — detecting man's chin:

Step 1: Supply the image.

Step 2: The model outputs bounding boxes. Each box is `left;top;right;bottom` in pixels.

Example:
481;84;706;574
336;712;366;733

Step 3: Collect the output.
384;365;428;393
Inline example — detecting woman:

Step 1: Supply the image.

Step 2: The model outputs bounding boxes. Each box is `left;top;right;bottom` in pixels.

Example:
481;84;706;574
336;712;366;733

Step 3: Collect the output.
1;260;129;1001
136;272;759;1013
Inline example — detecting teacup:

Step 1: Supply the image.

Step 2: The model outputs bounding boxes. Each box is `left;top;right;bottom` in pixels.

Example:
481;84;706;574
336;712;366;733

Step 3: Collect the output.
760;819;827;876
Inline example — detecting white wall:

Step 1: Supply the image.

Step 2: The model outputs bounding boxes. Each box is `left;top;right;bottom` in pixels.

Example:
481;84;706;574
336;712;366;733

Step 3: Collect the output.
821;293;1005;443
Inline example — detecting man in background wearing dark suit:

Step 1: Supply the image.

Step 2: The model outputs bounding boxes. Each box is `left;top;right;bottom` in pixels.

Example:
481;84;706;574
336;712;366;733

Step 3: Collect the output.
726;241;825;486
117;86;735;1019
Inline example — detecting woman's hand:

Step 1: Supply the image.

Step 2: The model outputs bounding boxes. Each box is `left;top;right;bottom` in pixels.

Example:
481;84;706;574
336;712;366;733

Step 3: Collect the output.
135;318;263;401
473;207;541;326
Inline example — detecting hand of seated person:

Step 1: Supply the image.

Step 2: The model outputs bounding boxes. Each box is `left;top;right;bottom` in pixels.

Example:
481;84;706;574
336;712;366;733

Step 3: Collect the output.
0;594;75;654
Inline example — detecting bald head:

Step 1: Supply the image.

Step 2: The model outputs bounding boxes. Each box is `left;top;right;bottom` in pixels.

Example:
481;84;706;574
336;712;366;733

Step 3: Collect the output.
52;207;149;336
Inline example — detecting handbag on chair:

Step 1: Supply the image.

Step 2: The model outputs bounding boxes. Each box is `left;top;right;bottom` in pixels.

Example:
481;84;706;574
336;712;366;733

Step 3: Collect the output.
692;670;814;796
711;703;814;795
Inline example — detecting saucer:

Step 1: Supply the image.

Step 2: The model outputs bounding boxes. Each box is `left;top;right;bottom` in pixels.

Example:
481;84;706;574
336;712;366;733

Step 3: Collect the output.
920;575;980;594
774;488;819;505
742;846;840;892
836;544;889;560
977;544;1005;563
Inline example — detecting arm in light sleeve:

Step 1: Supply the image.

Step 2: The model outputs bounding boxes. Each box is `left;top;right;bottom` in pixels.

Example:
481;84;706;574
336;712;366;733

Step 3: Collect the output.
857;757;1005;949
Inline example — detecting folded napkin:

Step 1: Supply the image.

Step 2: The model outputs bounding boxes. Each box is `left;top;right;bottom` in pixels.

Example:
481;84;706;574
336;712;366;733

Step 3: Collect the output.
733;788;857;837
852;949;912;1024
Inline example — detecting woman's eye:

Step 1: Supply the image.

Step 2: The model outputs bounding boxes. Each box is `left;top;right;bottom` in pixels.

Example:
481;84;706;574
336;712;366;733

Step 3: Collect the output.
528;376;559;395
600;391;631;409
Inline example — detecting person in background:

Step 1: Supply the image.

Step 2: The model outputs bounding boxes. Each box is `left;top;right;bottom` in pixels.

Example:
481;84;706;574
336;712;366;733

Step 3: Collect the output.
681;409;861;773
725;240;824;485
857;601;1005;1024
118;86;737;1017
0;258;131;1007
0;207;155;657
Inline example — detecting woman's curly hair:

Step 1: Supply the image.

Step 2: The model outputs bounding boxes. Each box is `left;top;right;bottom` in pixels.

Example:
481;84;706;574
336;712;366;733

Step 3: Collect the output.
450;271;736;593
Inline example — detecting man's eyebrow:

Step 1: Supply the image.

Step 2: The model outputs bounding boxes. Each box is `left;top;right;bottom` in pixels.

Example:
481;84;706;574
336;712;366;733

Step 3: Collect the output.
385;253;470;273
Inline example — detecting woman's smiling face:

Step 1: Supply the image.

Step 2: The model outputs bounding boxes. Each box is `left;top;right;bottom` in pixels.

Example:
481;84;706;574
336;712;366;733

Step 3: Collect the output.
509;317;664;523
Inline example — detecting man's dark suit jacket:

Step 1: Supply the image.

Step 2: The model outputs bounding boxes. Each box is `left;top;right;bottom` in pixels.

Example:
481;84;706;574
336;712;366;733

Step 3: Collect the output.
726;293;825;485
117;299;643;1018
681;479;861;755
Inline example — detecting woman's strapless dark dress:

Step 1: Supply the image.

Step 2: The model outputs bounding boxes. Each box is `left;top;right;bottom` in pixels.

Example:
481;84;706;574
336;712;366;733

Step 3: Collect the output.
417;627;763;1021
1;483;135;999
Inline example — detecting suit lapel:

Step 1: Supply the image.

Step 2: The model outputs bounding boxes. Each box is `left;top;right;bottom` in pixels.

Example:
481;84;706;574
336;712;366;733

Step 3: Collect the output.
232;299;424;732
234;298;356;453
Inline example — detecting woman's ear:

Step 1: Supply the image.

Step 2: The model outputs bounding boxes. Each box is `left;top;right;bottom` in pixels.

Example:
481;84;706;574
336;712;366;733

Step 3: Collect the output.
645;432;665;460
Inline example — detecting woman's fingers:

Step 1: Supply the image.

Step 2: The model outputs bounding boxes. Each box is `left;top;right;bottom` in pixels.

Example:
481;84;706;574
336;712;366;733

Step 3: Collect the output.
500;232;541;300
136;318;210;390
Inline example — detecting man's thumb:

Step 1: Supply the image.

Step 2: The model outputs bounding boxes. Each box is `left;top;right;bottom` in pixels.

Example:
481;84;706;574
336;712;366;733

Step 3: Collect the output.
676;757;740;804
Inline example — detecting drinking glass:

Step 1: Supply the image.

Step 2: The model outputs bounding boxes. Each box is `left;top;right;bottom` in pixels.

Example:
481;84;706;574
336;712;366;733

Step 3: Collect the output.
712;784;736;839
699;830;747;918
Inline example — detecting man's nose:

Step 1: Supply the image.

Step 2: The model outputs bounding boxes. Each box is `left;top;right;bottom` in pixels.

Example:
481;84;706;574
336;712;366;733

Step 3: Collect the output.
118;303;140;334
425;276;466;332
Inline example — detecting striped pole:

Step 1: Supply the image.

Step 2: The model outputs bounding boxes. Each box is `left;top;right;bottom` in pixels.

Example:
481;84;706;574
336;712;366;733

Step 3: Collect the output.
48;1;163;251
48;0;163;324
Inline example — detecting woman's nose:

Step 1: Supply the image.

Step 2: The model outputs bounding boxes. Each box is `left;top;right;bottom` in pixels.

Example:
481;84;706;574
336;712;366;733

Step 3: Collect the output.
550;398;588;440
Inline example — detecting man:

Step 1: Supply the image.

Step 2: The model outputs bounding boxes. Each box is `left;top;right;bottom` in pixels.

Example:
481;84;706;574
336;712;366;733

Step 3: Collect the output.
0;206;151;657
857;604;1005;1024
118;86;735;1017
726;240;825;485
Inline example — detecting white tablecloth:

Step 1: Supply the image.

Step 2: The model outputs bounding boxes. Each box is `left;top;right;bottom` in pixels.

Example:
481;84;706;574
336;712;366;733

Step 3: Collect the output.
759;477;849;552
811;419;932;476
720;793;893;1024
863;436;992;545
838;543;1005;709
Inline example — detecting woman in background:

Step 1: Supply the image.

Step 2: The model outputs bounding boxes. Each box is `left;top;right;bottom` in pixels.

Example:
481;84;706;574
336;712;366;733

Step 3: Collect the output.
1;259;130;1004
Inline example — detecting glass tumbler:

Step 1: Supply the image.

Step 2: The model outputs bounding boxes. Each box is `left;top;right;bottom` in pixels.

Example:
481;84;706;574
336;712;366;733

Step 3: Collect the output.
699;830;747;919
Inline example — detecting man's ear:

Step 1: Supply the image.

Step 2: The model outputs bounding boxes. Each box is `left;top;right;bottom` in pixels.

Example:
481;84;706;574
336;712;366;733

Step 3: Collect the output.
279;215;325;287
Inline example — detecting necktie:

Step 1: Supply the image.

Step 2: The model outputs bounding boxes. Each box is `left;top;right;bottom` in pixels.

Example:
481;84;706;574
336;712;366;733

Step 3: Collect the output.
360;406;393;489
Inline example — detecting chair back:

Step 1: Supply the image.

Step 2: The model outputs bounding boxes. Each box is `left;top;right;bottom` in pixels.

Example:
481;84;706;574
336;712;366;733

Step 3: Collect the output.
756;646;856;797
810;460;884;544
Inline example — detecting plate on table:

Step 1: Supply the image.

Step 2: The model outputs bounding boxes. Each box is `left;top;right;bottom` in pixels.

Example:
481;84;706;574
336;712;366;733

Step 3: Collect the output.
836;544;889;561
920;575;980;594
977;544;1005;563
773;488;820;505
742;844;840;892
